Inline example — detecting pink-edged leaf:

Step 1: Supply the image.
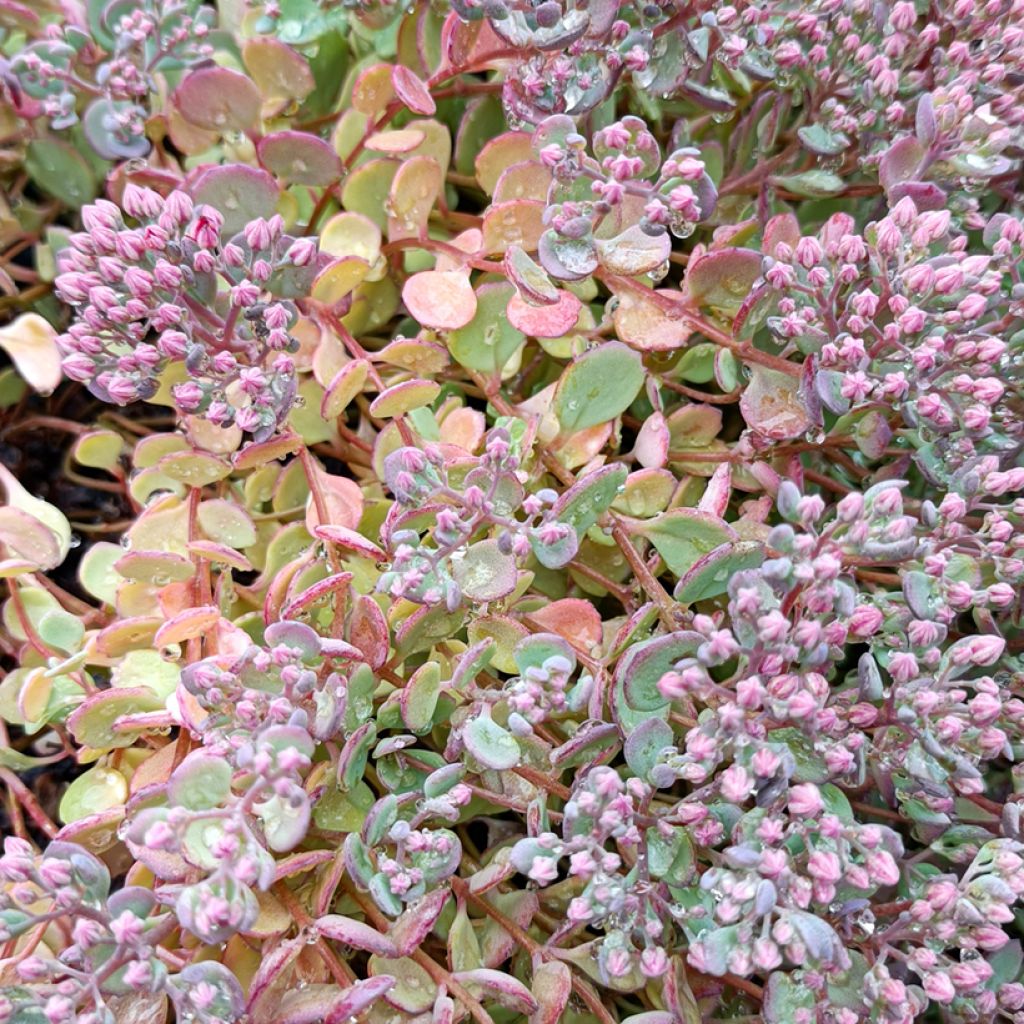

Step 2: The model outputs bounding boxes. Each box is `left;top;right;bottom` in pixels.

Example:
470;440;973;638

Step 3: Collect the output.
685;247;763;316
0;506;60;569
314;524;386;561
439;406;486;452
697;463;732;517
246;937;303;1015
468;856;517;895
280;572;354;621
762;213;801;256
507;290;581;338
634;411;670;469
740;365;813;440
479;890;538;968
273;849;334;883
317;915;399;957
304;462;364;533
402;270;477;329
173;66;261;133
257;131;342;186
879;135;926;192
392;65;436;115
154;606;222;647
0;313;62;395
324;976;396;1024
596;224;671;275
452;539;518;601
452;968;539;1015
504;245;559;303
530;961;572;1024
276;985;356;1024
389;887;450;956
347;594;390;668
528;598;602;651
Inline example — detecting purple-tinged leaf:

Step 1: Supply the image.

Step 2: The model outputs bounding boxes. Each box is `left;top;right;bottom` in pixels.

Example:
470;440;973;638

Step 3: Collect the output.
317;914;400;957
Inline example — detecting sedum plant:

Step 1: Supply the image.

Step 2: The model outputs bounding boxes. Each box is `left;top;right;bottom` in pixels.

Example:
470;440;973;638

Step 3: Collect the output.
0;2;1022;1023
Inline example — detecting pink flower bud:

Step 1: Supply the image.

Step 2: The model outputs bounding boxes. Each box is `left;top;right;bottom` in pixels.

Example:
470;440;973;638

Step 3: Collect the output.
789;784;823;817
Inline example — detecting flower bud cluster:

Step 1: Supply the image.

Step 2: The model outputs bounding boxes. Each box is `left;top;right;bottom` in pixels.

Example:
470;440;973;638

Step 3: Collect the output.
510;766;668;982
764;204;1023;484
55;187;322;437
379;428;578;609
0;839;242;1024
9;0;214;158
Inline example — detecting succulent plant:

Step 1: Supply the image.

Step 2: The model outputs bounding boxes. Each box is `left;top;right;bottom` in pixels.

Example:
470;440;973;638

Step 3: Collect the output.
0;2;1022;1023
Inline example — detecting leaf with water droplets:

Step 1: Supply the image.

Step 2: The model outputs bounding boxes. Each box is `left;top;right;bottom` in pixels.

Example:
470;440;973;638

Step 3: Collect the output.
685;247;762;317
463;712;520;770
740;365;813;440
453;539;518;602
403;270;478;330
258;131;342;186
448;282;525;372
173;66;262;133
633;509;736;577
553;342;644;433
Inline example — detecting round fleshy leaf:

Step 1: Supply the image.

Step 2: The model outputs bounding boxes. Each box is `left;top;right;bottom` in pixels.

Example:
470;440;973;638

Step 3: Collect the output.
68;688;166;749
403;271;477;330
158;450;232;488
475;132;534;194
232;433;302;470
463;713;520;770
453;539;518;602
685;247;763;316
0;507;60;570
612;288;691;351
155;605;223;647
366;129;427;154
675;541;766;604
448;282;525;373
341;160;400;231
173;66;262;133
169;751;233;812
352;63;396;115
320;212;382;264
312;257;371;305
553;342;644;433
494;160;553;203
369;379;440;419
114;550;195;585
504;245;559;303
258;131;343;186
507;290;581;339
321;359;371;419
190;164;281;238
392;65;435;115
315;524;386;561
242;37;315;105
388;156;443;240
25;139;96;208
304;461;364;533
481;200;545;255
72;430;123;471
59;765;128;825
0;313;62;395
596;224;672;276
633;510;736;577
740;366;814;440
198;499;257;548
0;463;71;565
